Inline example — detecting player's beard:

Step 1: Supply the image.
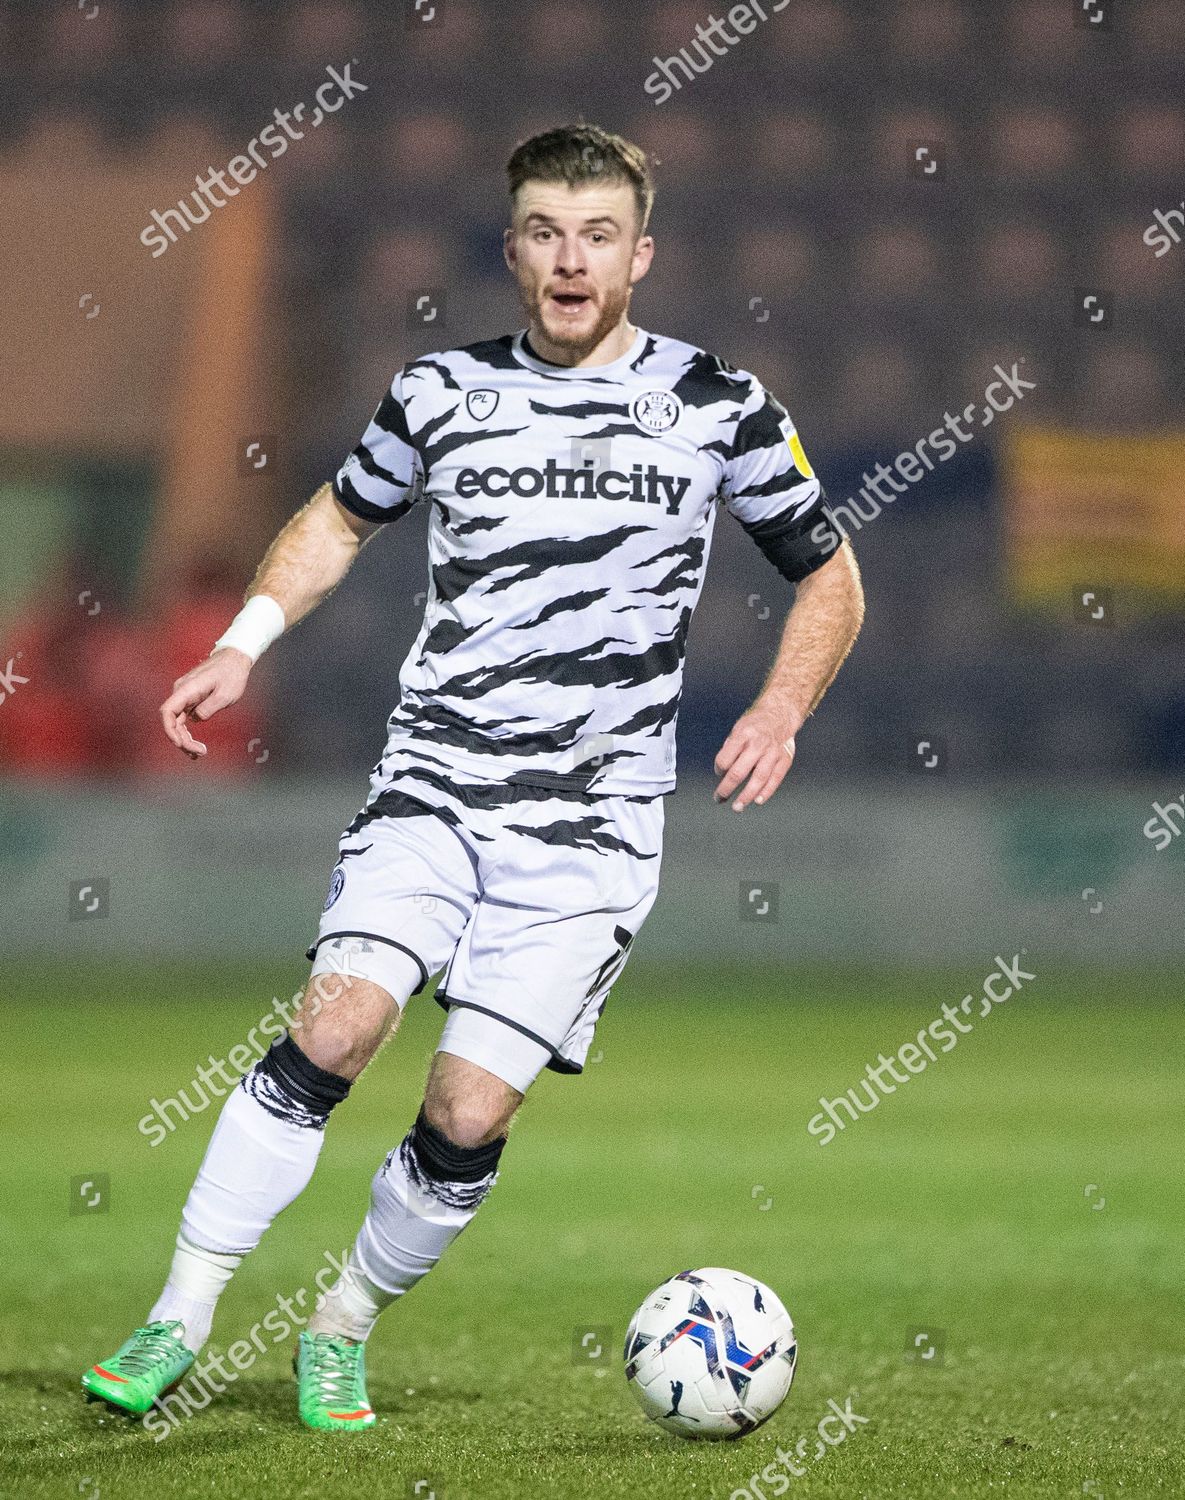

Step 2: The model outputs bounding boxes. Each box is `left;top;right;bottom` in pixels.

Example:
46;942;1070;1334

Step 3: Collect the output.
525;276;633;362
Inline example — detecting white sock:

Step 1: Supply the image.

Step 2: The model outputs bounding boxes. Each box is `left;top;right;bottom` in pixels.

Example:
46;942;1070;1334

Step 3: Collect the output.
148;1233;241;1353
148;1077;330;1353
317;1130;499;1340
179;1080;328;1254
308;1250;395;1342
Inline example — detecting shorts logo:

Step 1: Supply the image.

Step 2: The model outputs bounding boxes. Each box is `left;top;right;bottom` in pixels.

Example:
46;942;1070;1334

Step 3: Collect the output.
324;865;346;911
466;389;500;421
631;390;683;434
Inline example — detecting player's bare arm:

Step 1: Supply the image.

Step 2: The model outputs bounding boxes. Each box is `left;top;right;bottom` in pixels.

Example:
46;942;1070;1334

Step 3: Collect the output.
159;484;378;759
714;541;864;812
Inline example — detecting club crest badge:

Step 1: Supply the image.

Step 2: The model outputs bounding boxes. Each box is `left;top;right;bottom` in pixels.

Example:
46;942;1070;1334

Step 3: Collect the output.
466;389;500;421
324;865;345;911
631;390;683;434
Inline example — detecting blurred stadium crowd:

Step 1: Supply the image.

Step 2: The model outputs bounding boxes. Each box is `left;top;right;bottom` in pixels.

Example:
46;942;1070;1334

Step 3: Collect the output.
3;0;1184;782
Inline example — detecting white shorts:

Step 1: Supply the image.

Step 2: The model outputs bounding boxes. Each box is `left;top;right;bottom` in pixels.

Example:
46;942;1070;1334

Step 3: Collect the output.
307;751;664;1093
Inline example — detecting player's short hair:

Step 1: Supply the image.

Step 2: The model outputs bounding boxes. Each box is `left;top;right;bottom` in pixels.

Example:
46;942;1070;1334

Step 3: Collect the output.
505;124;656;235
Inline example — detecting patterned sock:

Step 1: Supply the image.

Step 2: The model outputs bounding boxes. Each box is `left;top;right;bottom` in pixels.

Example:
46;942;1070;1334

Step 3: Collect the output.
318;1112;505;1334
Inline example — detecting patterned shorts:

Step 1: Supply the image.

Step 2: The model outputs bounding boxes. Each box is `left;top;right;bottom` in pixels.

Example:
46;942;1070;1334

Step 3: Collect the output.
307;750;665;1093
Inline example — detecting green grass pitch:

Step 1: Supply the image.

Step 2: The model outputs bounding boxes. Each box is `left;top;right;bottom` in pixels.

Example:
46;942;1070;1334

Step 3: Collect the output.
1;960;1181;1498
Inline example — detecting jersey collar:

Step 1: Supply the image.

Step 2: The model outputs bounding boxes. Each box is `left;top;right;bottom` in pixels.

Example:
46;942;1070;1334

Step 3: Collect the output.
512;326;649;380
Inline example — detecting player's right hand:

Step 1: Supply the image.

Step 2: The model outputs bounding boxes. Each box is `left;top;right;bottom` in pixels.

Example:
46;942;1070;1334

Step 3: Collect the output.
159;648;252;759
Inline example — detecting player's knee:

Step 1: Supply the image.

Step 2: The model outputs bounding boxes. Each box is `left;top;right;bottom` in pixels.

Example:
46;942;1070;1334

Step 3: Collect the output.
421;1088;514;1149
423;1052;521;1147
290;975;398;1080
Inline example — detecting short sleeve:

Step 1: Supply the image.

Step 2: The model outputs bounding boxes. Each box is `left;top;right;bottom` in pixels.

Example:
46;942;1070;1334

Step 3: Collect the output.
722;378;842;582
333;369;425;524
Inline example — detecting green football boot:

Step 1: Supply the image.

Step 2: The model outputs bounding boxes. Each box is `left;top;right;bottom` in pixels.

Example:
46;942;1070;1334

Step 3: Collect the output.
295;1331;376;1431
82;1320;194;1415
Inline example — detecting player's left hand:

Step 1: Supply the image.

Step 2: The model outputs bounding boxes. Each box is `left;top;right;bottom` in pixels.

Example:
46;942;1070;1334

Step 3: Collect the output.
713;707;797;811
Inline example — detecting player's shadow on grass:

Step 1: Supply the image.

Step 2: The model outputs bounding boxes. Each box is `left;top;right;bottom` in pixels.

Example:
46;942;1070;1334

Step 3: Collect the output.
231;1374;483;1422
3;1367;511;1453
0;1371;269;1458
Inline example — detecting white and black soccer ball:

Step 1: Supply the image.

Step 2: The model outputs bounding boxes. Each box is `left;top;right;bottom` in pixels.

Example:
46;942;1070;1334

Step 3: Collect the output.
623;1267;797;1439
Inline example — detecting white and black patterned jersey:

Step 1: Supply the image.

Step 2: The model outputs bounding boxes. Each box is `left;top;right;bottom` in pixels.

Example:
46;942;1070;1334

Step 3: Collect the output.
333;326;840;796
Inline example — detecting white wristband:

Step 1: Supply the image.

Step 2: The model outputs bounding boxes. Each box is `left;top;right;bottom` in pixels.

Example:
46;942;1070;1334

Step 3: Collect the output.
212;595;286;664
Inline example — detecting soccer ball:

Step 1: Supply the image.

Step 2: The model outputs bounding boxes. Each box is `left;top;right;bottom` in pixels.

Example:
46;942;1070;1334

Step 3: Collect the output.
623;1267;797;1439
